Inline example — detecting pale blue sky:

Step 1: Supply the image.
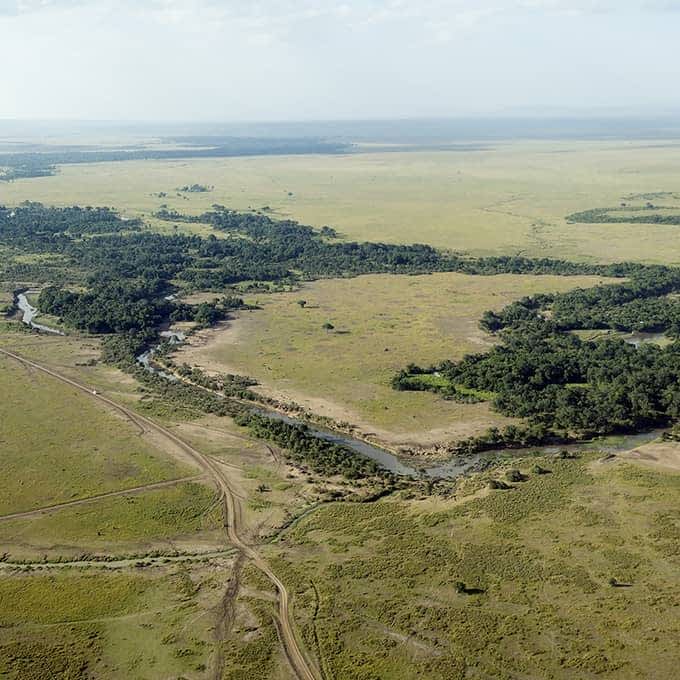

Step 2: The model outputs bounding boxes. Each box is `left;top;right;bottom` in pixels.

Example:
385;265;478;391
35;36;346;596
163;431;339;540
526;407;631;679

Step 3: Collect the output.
1;1;679;121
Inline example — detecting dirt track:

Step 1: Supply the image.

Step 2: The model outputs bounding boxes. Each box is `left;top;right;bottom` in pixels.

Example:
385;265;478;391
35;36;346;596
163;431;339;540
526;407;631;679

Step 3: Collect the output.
0;347;319;680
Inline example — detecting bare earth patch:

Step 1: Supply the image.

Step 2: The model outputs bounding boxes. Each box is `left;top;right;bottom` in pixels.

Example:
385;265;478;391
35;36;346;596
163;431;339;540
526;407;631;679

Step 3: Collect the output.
619;440;680;472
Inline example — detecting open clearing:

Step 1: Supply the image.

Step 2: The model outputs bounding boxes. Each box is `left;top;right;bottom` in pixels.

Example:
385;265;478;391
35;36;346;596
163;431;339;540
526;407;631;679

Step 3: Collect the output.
0;481;223;560
4;142;680;264
0;352;194;515
176;271;609;448
620;440;680;472
270;451;680;679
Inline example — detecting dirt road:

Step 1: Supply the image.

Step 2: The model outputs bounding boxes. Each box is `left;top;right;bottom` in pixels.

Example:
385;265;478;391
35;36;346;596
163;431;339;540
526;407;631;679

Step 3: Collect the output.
0;347;319;680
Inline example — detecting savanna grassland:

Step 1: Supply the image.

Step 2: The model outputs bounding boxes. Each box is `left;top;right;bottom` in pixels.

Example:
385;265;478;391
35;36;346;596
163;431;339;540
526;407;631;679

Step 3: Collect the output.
2;138;680;679
268;452;680;679
4;141;680;264
176;272;610;448
0;325;319;678
0;566;238;679
0;352;192;514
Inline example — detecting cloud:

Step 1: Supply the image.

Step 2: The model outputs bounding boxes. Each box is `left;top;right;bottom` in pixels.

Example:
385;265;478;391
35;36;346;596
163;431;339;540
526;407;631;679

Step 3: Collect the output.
3;0;680;20
1;0;679;120
0;0;73;14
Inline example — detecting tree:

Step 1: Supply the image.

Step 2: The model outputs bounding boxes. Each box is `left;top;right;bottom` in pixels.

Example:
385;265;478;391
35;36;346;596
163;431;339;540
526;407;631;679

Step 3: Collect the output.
297;300;307;308
505;469;525;483
322;322;334;332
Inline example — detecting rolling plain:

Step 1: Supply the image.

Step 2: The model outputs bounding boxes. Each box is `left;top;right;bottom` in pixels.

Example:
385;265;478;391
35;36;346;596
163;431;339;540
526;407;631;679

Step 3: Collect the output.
1;139;680;678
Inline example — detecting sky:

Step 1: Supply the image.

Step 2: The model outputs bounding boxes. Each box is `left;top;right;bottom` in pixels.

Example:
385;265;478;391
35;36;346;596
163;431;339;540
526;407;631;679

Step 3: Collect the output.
1;1;679;121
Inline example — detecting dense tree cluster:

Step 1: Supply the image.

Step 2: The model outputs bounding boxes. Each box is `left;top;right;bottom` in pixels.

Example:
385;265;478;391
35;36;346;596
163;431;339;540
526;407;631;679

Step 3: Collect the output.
234;412;385;479
396;317;680;439
450;423;564;455
170;295;253;328
100;331;157;366
38;281;171;334
480;266;680;334
567;206;680;226
0;203;140;243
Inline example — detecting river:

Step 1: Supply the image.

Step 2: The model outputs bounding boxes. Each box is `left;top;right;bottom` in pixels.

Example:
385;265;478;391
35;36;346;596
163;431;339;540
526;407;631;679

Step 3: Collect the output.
622;331;669;348
16;292;65;335
253;409;664;479
135;330;185;381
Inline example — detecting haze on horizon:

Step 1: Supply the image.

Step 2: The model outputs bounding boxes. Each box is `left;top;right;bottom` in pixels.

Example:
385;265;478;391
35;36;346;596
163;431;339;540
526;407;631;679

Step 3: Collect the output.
1;0;679;123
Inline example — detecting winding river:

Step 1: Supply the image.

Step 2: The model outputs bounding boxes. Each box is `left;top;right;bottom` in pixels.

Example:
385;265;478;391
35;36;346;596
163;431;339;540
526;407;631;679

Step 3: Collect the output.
16;303;664;479
16;293;65;335
254;410;664;479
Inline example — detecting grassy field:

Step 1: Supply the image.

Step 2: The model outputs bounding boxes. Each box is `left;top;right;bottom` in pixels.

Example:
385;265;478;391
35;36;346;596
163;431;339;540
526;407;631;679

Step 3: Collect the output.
3;142;680;678
0;323;328;551
0;353;195;515
0;565;234;679
0;482;222;560
269;450;680;679
176;271;609;447
0;325;307;676
4;141;680;264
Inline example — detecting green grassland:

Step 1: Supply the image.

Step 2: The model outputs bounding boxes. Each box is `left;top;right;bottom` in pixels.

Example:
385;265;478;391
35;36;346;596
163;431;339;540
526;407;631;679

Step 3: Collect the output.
4;142;680;264
0;328;152;407
0;353;193;515
0;322;331;676
269;453;680;679
0;566;232;679
177;271;609;447
0;284;13;312
0;324;290;677
3;142;680;679
0;482;222;560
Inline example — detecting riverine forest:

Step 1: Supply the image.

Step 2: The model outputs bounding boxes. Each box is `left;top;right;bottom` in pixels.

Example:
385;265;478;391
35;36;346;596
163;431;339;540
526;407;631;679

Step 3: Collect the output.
2;3;680;680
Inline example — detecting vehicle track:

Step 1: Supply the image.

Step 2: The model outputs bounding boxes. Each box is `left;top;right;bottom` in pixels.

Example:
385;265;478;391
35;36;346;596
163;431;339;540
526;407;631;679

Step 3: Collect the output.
212;550;245;680
0;347;319;680
0;549;236;570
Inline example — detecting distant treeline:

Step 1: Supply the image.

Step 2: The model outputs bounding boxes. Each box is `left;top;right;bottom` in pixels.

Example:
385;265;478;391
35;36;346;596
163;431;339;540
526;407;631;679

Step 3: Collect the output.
567;207;680;226
0;163;55;181
0;203;140;240
0;138;352;181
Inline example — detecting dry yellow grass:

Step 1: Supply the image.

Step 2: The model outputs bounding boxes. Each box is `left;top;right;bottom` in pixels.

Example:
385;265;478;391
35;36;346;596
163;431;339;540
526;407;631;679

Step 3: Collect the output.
4;141;680;263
